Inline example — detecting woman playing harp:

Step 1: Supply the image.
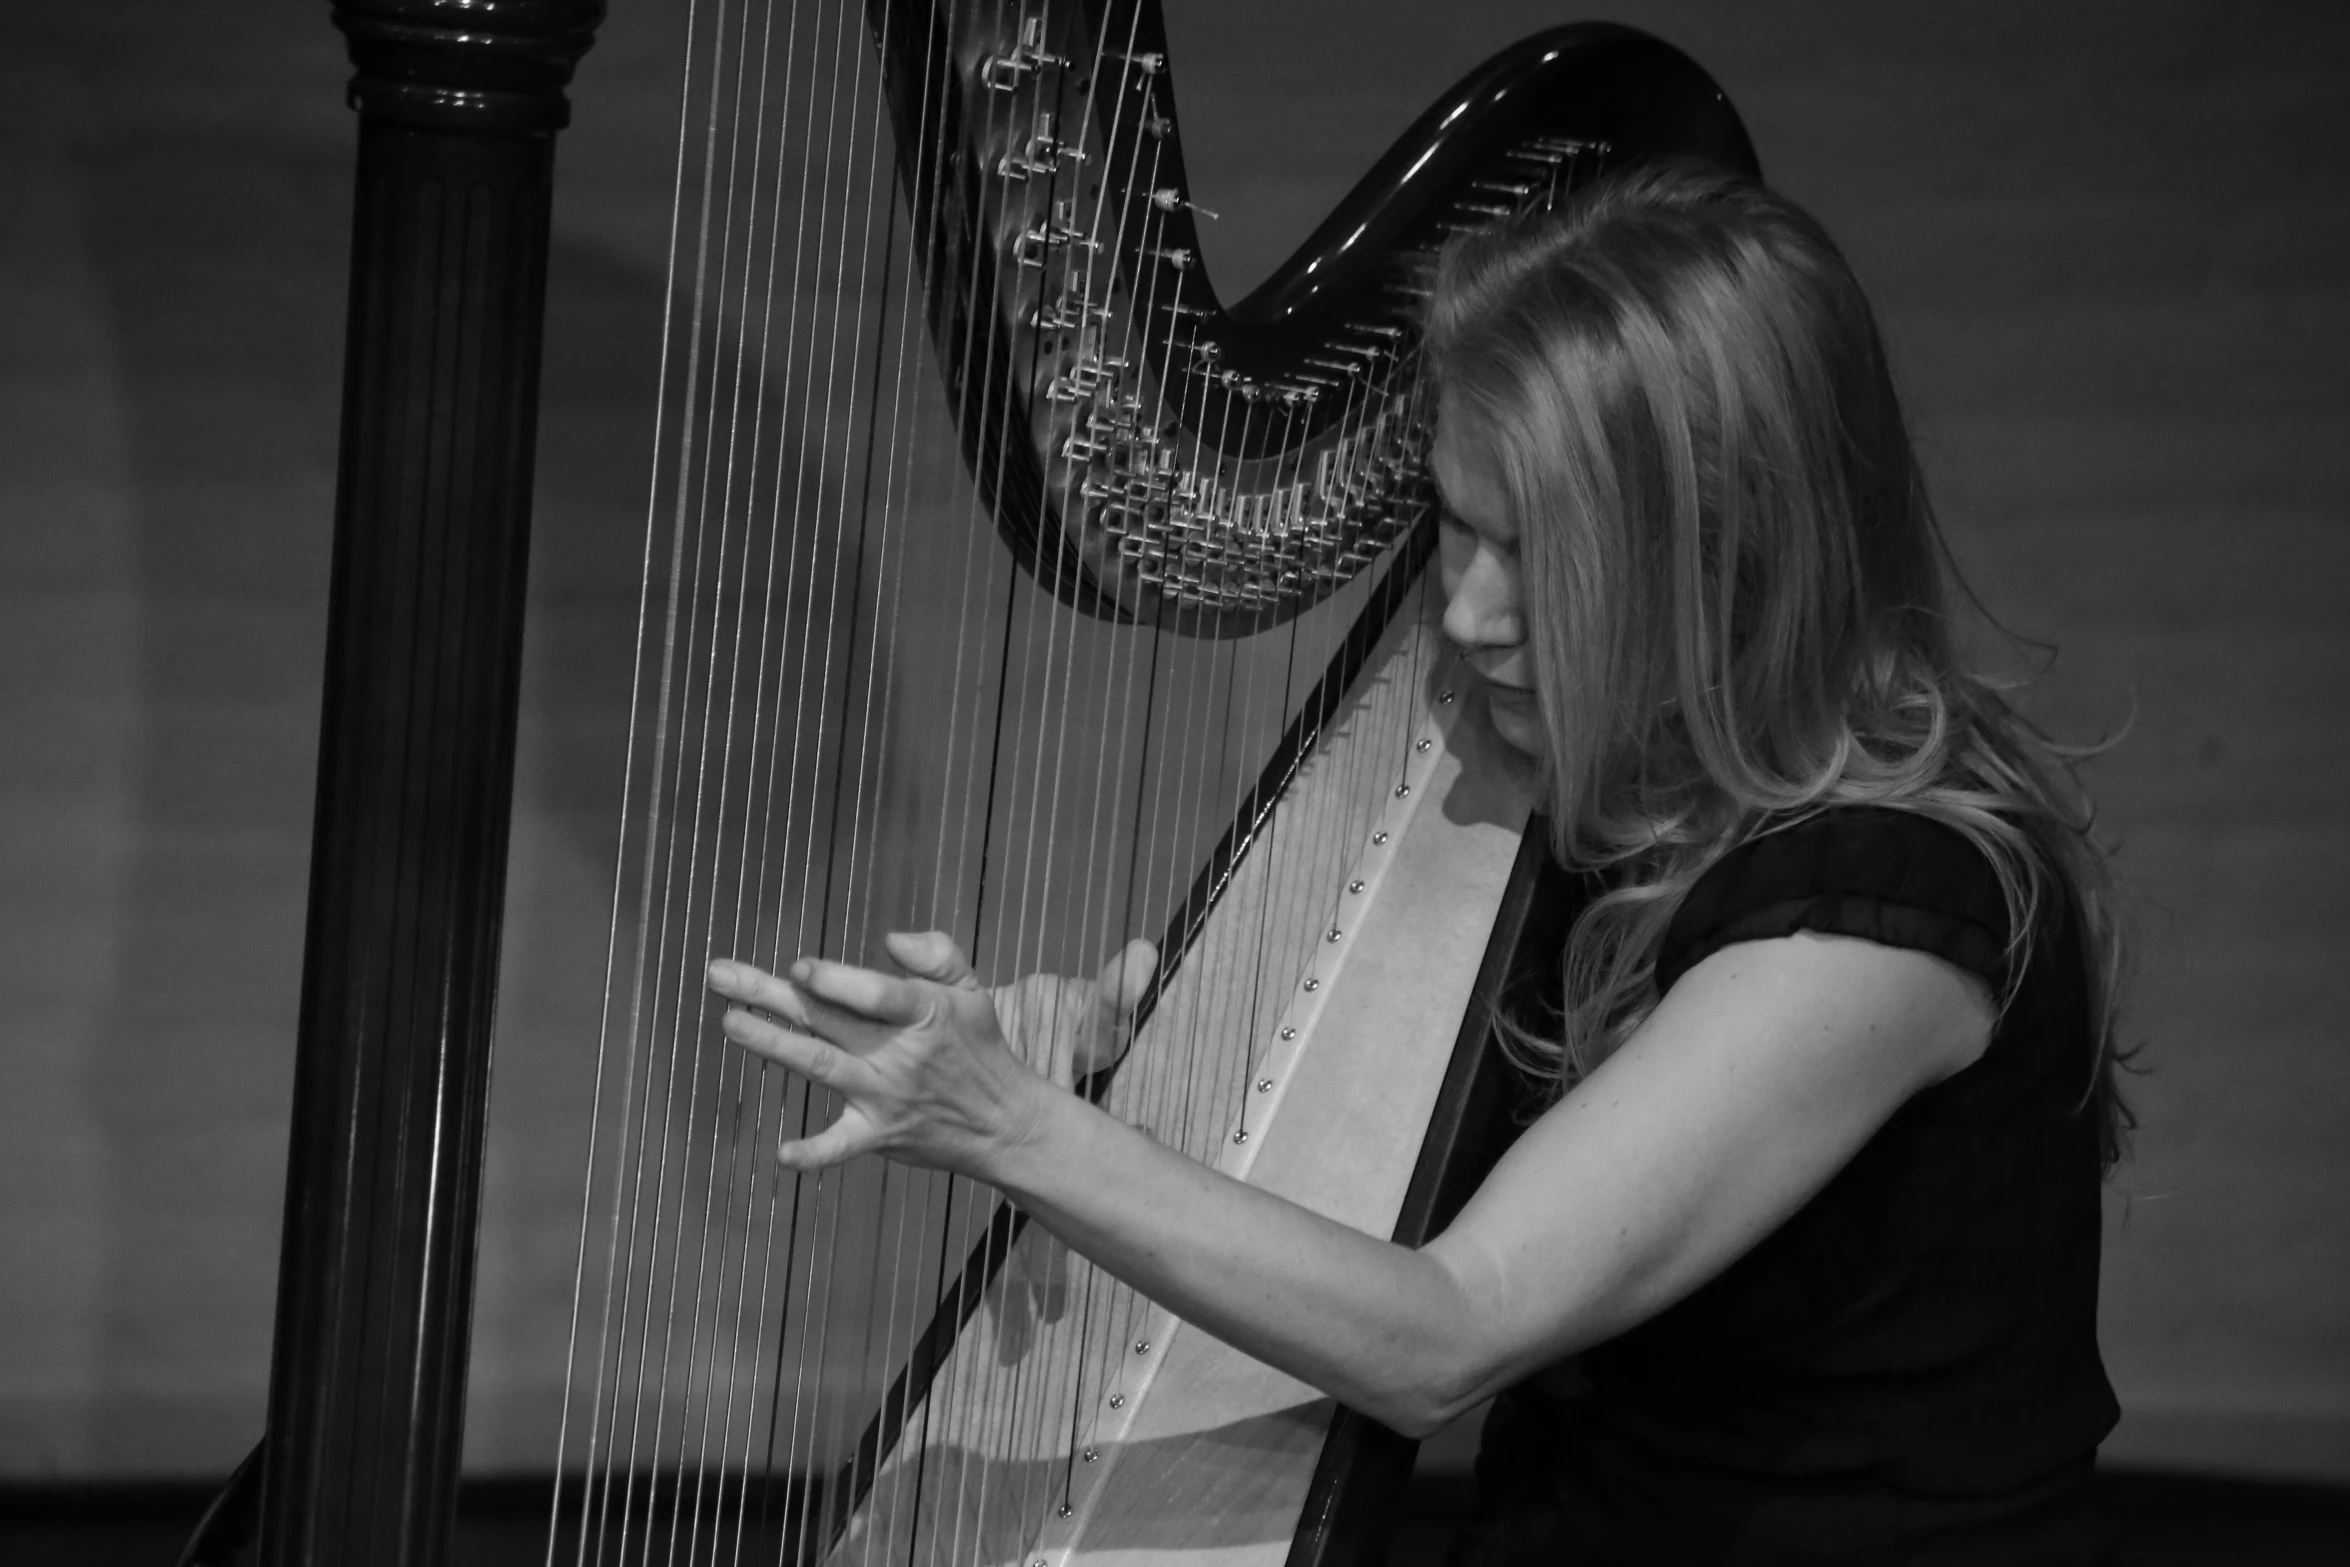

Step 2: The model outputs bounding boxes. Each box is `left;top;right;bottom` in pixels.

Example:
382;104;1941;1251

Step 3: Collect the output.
705;165;2132;1564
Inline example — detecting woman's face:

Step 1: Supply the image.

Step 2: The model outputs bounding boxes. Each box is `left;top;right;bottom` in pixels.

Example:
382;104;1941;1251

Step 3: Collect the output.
1431;412;1541;757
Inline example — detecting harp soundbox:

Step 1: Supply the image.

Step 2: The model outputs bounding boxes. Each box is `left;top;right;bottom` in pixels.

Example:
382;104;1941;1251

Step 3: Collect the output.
206;4;1755;1564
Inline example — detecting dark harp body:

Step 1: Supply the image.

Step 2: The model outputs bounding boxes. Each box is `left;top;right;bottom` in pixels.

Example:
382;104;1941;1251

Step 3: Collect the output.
206;4;1755;1565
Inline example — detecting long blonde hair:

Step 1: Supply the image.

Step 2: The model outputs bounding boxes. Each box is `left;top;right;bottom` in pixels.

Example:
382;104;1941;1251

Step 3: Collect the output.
1426;163;2131;1167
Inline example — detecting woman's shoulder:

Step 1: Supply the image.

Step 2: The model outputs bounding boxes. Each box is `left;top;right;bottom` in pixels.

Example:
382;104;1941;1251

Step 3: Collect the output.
1656;806;2015;996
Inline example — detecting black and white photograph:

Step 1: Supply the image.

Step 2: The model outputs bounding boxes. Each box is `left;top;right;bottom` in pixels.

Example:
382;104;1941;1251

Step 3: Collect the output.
3;3;2344;1563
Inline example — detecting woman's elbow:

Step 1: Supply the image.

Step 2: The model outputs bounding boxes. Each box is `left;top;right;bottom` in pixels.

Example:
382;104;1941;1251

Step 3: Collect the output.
1375;1399;1464;1443
1361;1356;1502;1440
1360;1250;1524;1436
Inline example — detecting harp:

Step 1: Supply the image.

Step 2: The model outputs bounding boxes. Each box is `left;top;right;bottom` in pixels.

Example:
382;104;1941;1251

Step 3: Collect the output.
198;3;1755;1564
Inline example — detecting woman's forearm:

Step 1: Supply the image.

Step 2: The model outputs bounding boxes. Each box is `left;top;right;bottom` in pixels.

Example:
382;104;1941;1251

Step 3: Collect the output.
982;1086;1492;1437
707;945;1517;1433
715;923;1995;1447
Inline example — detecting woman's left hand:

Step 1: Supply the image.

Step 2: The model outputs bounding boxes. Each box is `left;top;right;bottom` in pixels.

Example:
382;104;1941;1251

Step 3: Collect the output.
706;932;1155;1179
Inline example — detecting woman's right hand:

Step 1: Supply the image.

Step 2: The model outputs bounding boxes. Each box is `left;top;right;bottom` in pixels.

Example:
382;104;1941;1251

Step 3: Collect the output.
706;932;1154;1180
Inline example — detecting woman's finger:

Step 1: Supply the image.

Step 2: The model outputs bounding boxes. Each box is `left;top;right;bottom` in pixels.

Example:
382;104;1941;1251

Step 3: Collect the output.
1109;939;1157;1015
709;957;899;1058
778;1111;876;1172
791;956;933;1026
1089;939;1160;1056
722;1007;876;1094
706;958;812;1026
885;930;981;991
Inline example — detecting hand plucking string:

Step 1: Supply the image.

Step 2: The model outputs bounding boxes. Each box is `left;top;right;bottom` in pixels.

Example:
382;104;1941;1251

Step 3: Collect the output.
706;931;1158;1179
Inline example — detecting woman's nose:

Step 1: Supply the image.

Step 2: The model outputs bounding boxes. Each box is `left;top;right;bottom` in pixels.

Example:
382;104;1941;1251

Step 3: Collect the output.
1442;548;1523;653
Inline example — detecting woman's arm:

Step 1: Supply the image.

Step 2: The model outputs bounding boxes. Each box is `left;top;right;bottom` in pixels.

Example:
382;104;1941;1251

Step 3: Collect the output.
709;925;1992;1437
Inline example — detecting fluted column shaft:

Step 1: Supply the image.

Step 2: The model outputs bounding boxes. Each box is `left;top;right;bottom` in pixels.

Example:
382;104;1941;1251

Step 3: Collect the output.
260;6;602;1563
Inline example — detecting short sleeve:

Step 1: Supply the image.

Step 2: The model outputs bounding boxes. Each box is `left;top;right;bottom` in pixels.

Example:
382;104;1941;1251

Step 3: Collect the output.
1655;808;2011;996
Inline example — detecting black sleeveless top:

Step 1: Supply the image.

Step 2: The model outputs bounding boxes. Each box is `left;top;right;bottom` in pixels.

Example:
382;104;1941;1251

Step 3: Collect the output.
1460;808;2120;1566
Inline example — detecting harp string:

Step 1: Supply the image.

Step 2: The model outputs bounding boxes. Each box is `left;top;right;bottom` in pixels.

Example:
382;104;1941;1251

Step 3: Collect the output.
805;0;908;1523
1066;41;1271;1471
1017;1;1190;1500
618;0;765;1542
549;3;1452;1561
606;0;874;1550
1226;394;1308;1158
964;5;1082;1520
886;0;1046;1550
1070;184;1208;1507
687;0;799;1523
1005;4;1217;1526
711;0;839;1538
722;0;855;1550
945;3;1114;1526
549;0;714;1548
569;0;746;1552
618;0;760;1536
844;5;987;1558
728;0;832;1534
758;0;853;1522
663;0;829;1547
1066;181;1196;1501
986;0;1132;1531
875;0;1069;1541
672;0;827;1552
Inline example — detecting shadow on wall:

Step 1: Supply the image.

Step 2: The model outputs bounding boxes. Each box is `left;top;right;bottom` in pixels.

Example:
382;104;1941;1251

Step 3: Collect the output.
50;8;670;1468
73;99;349;1472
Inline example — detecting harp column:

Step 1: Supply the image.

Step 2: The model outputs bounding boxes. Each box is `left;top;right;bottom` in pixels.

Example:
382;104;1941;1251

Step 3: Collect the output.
258;4;603;1564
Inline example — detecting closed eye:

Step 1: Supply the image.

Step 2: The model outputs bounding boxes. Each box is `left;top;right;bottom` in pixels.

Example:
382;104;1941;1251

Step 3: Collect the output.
1440;507;1516;559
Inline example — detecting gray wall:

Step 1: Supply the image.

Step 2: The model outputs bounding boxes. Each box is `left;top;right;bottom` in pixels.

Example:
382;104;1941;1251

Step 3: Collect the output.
0;0;2342;1482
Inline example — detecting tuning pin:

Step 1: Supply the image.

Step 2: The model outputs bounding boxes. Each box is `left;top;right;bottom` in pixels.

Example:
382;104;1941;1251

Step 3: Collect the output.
1151;189;1217;220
